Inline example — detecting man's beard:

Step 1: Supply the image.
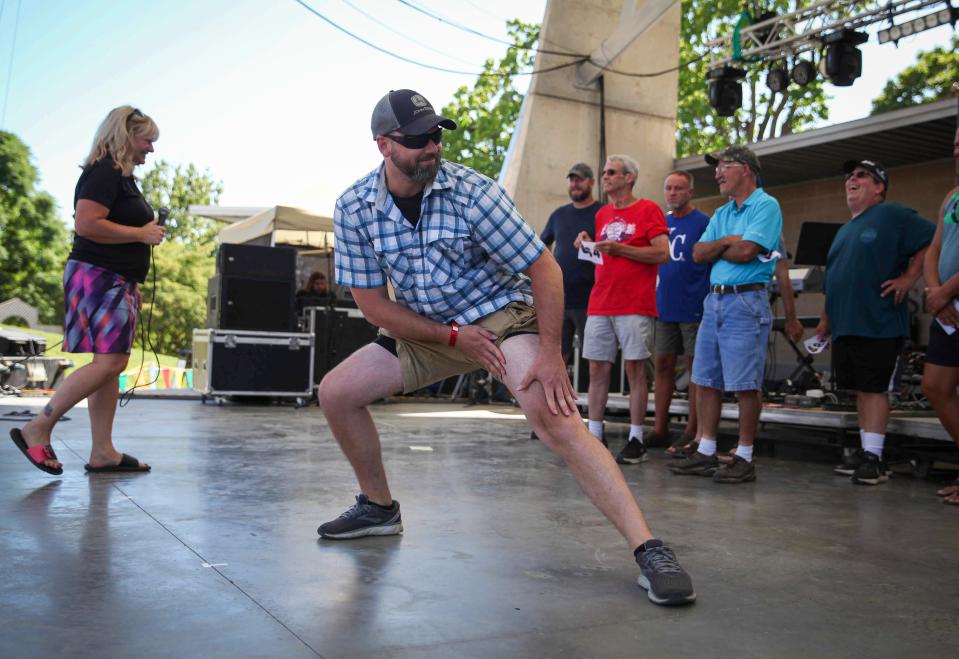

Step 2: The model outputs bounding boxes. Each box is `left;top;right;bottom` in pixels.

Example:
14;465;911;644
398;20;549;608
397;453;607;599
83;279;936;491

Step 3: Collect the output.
569;188;590;203
392;148;442;184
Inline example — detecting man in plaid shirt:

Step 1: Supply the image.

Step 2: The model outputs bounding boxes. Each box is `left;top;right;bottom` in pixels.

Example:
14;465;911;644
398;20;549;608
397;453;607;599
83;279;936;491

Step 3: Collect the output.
316;89;695;607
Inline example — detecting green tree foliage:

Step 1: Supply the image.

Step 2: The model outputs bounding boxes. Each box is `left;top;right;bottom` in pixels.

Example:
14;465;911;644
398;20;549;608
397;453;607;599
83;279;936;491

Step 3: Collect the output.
440;19;539;178
871;34;959;114
138;161;223;354
141;161;224;245
677;0;830;157
0;131;70;323
140;240;215;355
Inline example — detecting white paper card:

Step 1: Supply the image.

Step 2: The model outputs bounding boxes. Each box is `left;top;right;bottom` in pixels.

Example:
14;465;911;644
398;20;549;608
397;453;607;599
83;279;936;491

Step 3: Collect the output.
578;241;604;265
804;335;829;354
936;300;959;336
757;250;782;264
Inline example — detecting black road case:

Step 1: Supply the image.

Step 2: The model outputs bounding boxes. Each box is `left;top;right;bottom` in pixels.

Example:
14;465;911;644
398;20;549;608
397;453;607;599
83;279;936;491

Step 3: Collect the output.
192;329;314;398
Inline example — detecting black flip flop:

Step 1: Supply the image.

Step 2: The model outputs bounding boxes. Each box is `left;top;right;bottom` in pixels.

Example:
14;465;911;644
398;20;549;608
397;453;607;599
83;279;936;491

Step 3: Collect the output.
84;453;151;473
9;428;63;476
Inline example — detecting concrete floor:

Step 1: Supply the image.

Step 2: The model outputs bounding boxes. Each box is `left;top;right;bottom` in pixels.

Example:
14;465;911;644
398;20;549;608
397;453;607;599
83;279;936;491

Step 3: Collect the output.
1;396;957;659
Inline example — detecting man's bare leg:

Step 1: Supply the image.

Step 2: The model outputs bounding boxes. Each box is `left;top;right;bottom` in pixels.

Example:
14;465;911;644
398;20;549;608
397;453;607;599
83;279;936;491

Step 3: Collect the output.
624;359;648;428
922;364;959;442
653;354;676;435
587;359;612;430
502;335;652;548
318;343;404;506
735;390;761;447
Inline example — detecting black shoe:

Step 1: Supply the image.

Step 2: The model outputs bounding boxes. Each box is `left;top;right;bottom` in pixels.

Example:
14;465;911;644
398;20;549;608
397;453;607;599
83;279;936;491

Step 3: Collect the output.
616;438;648;464
636;539;696;606
851;451;890;486
318;494;403;539
834;448;867;476
668;451;718;476
642;431;671;448
712;455;756;483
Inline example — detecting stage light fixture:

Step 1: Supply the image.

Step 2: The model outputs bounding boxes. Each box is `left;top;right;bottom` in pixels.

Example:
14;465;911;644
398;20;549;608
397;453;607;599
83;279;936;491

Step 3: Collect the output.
766;65;789;93
707;66;747;116
877;7;957;45
790;60;815;86
822;29;868;87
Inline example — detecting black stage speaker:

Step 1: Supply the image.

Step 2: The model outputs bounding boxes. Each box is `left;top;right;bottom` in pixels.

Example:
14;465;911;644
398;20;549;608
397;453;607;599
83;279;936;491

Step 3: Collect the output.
207;274;295;332
794;222;843;267
304;306;379;383
217;243;296;280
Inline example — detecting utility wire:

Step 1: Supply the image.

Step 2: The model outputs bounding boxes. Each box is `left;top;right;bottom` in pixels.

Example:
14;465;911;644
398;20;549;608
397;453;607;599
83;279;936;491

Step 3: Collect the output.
598;53;707;78
340;0;476;67
395;0;584;58
1;0;21;130
293;0;584;77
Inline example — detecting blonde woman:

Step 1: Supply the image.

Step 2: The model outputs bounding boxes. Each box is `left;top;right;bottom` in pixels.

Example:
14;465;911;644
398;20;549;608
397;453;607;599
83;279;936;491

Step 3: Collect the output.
10;106;164;475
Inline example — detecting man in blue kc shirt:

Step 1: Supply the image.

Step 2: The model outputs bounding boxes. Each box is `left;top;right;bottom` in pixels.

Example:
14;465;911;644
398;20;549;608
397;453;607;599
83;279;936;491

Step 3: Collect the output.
650;171;710;457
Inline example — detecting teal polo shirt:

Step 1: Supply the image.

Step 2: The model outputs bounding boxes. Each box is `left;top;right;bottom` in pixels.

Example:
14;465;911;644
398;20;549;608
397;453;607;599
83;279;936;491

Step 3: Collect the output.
699;188;783;285
824;202;935;339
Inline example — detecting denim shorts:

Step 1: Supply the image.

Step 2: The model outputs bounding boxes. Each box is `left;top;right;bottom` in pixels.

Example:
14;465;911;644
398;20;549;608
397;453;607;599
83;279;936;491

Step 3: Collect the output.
691;290;771;392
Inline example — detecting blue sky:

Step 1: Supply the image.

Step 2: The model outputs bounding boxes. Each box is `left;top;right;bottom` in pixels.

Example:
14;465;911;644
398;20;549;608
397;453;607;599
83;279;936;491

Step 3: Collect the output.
0;0;954;224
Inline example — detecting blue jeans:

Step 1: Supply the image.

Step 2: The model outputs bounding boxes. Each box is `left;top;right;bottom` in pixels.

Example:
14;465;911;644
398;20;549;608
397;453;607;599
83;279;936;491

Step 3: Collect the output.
691;290;772;392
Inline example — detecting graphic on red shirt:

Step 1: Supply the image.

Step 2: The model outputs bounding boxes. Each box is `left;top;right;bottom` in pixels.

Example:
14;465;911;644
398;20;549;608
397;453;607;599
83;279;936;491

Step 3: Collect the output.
587;199;668;317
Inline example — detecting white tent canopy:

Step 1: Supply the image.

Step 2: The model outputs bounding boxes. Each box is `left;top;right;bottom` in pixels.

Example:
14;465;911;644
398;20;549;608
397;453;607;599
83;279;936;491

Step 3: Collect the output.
216;205;334;248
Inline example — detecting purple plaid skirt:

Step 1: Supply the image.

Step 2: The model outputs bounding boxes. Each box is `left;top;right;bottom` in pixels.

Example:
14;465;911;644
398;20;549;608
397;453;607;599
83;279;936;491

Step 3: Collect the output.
62;259;141;354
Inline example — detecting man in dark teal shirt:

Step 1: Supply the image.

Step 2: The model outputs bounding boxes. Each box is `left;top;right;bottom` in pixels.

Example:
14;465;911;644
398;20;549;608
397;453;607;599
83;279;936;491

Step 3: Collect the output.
815;159;935;485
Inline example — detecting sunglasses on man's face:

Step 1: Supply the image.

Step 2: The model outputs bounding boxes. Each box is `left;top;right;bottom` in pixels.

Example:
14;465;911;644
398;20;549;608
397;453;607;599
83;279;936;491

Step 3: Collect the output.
383;131;442;149
844;170;880;184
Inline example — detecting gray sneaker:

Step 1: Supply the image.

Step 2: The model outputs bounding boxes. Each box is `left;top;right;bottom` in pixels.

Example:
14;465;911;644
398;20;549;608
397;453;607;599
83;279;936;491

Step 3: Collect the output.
712;455;756;483
318;494;403;539
636;539;696;606
668;451;719;476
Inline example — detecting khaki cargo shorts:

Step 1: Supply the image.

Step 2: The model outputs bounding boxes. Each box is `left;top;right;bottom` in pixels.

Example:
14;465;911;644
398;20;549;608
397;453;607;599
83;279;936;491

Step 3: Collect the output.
383;302;538;394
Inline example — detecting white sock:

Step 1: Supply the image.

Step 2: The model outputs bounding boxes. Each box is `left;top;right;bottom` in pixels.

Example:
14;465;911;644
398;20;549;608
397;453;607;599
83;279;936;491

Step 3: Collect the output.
588;420;604;439
862;432;885;458
698;438;717;456
736;444;754;462
629;425;644;443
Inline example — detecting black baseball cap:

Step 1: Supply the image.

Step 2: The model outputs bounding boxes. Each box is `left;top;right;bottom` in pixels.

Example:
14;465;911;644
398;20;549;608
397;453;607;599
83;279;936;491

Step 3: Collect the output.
371;89;457;138
842;159;889;190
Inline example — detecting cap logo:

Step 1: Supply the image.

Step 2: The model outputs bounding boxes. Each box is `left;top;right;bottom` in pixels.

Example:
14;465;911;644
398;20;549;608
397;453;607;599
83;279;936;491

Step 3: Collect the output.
410;94;430;108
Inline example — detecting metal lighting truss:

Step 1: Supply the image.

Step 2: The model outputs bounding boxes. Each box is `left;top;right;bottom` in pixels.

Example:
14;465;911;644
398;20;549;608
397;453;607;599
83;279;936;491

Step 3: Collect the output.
706;0;954;70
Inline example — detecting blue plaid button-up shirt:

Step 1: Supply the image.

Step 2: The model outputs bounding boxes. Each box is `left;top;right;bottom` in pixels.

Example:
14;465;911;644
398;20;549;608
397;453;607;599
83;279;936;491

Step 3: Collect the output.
333;161;544;324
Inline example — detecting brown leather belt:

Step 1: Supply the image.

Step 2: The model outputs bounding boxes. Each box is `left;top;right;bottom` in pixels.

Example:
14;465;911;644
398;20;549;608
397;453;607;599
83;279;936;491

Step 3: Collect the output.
710;283;766;295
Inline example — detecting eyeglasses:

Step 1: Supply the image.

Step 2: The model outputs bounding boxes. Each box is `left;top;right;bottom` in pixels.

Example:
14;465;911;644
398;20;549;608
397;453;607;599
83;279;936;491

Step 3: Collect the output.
602;168;622;177
383;131;442;149
715;160;747;173
127;108;144;122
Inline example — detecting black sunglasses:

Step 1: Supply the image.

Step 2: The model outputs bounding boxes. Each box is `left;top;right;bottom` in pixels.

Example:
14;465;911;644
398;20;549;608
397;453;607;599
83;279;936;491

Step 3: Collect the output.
383;130;442;149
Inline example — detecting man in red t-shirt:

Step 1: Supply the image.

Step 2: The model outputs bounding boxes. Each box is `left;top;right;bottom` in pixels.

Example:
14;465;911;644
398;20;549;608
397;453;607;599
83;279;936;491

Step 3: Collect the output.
575;155;669;465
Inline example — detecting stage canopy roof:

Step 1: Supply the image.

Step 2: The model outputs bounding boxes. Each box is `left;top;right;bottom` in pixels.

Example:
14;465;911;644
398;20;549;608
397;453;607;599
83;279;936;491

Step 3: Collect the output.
215;205;334;248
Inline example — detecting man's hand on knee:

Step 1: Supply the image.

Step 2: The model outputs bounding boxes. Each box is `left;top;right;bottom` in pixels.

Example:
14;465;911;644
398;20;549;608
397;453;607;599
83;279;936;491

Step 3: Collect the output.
518;353;578;416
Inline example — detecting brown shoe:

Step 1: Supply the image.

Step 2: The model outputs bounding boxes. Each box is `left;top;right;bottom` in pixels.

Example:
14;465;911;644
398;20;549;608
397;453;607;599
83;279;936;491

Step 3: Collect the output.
664;434;697;458
712;456;756;484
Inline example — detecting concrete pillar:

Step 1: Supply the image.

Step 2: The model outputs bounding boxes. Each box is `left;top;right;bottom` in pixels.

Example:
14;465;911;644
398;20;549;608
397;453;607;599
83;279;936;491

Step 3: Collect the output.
501;0;681;231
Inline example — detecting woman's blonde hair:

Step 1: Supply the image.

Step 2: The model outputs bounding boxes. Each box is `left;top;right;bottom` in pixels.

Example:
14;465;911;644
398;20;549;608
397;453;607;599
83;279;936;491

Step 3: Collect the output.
82;105;159;177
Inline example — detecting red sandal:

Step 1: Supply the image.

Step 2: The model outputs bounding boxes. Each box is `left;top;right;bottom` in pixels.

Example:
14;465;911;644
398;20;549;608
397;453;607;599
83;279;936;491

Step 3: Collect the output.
9;428;63;475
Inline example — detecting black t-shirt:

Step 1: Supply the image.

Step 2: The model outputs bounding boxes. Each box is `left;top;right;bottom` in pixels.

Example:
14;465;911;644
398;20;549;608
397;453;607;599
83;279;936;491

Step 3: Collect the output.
68;159;153;282
540;201;601;309
391;190;424;228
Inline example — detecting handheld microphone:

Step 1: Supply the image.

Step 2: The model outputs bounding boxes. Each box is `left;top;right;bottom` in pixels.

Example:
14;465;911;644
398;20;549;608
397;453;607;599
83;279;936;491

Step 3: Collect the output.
156;207;170;226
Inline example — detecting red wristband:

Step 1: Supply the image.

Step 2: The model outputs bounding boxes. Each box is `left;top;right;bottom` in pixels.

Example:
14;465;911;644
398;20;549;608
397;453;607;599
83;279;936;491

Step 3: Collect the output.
448;321;460;347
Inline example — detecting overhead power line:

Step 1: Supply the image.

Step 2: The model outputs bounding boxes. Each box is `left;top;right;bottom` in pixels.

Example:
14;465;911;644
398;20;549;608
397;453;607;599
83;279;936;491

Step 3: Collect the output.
394;0;584;58
292;0;585;77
